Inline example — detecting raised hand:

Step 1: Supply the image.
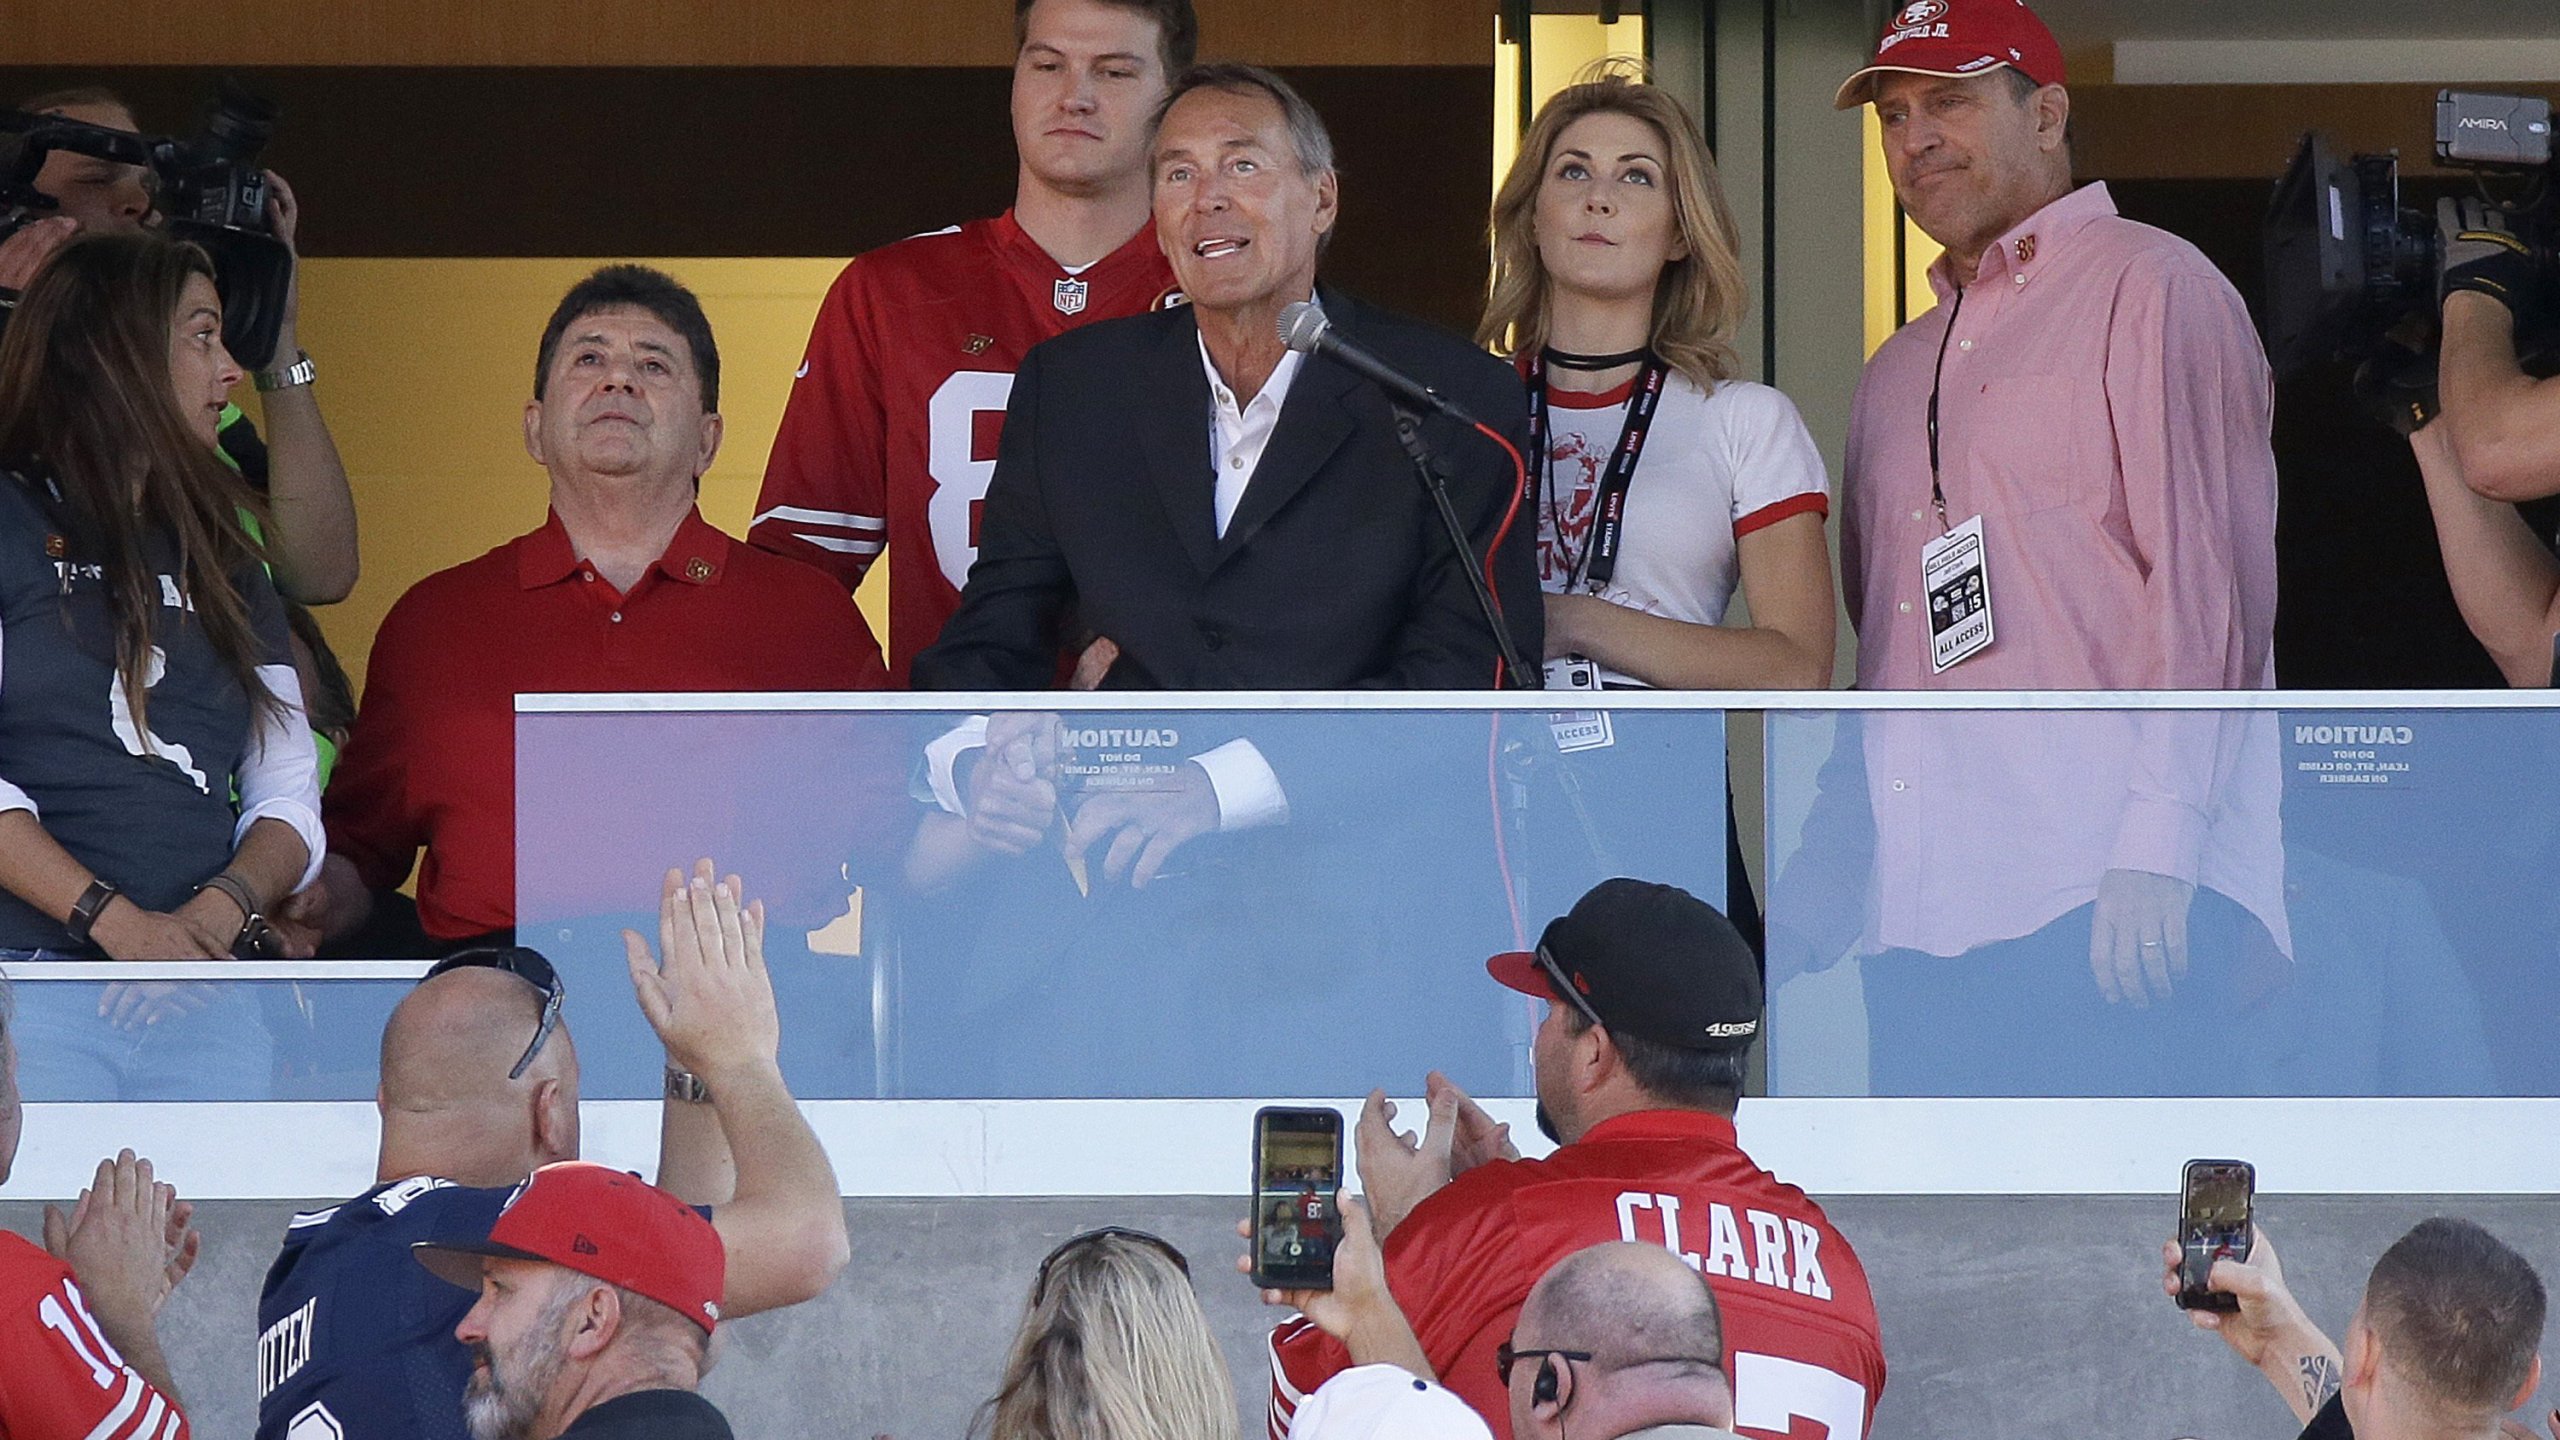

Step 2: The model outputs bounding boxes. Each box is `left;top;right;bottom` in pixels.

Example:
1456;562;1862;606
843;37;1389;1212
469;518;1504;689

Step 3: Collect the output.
622;860;780;1086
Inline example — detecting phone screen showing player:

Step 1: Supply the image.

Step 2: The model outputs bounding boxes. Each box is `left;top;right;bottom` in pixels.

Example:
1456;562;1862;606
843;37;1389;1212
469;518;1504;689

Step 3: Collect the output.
2177;1158;2256;1311
1251;1107;1343;1290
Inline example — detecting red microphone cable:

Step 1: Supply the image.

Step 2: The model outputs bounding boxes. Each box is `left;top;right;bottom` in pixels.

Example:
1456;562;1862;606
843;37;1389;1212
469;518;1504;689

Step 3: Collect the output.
1472;421;1531;690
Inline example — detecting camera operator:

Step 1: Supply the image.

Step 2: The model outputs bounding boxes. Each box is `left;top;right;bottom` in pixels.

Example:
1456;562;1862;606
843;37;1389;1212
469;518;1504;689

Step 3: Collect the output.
2439;199;2560;505
2408;417;2560;686
2398;197;2560;685
0;87;358;606
2161;1218;2554;1440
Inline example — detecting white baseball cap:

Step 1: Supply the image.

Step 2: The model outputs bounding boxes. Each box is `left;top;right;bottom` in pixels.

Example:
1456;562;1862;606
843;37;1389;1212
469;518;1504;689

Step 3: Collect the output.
1287;1365;1495;1440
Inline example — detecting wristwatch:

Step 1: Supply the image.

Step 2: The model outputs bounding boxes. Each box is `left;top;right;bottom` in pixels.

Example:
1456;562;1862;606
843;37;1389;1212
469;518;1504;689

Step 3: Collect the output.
253;350;316;392
64;879;120;946
664;1067;713;1104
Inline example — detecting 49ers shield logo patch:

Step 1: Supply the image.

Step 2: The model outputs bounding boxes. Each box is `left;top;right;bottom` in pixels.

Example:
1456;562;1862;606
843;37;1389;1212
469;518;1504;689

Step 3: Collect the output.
1053;277;1089;315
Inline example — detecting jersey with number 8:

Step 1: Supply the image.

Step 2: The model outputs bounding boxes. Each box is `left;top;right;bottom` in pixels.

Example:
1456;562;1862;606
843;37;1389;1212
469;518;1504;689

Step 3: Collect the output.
1267;1110;1883;1440
751;211;1178;685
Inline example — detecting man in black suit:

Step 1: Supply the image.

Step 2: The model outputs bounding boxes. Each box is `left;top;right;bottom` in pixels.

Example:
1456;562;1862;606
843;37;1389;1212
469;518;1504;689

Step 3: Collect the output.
913;61;1539;700
900;66;1538;1092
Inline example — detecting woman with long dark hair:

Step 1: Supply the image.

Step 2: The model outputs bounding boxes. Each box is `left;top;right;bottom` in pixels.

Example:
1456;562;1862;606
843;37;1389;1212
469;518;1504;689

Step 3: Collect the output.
0;229;321;1098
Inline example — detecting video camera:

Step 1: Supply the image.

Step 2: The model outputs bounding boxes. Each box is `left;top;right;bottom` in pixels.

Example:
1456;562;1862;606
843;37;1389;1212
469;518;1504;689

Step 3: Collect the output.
2264;91;2559;387
0;79;294;368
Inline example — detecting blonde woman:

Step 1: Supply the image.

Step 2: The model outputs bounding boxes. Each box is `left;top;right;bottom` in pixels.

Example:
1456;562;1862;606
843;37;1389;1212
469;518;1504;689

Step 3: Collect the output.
973;1227;1240;1440
1482;67;1835;691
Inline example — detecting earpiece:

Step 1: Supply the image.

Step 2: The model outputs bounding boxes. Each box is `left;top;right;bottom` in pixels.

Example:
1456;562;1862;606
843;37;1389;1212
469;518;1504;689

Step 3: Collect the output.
1534;1354;1561;1407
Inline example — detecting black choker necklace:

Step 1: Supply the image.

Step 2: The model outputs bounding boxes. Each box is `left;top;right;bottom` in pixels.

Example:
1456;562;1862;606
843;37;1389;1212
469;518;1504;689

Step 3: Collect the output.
1542;345;1649;372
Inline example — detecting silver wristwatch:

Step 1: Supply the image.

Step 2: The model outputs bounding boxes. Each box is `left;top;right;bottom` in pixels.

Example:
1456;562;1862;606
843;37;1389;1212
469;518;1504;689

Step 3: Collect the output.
664;1066;713;1104
253;350;316;392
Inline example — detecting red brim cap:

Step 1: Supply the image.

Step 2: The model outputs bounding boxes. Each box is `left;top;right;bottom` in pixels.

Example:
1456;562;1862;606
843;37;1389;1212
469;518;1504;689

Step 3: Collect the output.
1486;950;1548;998
1835;0;2065;110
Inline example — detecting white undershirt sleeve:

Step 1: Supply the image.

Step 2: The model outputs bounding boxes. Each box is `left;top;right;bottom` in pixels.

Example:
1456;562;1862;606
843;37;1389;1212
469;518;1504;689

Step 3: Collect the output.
237;664;326;892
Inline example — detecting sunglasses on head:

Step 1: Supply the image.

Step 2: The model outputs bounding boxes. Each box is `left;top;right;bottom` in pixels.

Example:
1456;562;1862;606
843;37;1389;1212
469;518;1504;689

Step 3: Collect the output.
1032;1226;1191;1303
1533;945;1606;1029
422;946;565;1081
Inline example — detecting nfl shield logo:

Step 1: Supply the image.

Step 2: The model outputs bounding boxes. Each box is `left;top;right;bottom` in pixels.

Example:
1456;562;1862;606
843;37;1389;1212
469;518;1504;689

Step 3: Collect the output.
1053;277;1089;315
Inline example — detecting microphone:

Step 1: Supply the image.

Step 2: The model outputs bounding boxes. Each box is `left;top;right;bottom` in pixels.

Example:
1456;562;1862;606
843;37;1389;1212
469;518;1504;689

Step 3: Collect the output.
1278;301;1485;428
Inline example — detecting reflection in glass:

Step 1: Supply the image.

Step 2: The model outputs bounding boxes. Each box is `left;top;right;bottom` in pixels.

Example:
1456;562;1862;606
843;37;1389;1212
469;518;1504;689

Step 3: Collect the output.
517;706;1728;1100
1765;706;2560;1099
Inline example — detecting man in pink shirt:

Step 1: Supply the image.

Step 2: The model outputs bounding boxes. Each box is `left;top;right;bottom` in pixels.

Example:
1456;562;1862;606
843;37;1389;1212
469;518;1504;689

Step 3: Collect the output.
1801;0;2287;1094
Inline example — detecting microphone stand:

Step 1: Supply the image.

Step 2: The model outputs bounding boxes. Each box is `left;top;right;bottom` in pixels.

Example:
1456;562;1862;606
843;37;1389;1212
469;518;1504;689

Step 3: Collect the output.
1390;401;1539;690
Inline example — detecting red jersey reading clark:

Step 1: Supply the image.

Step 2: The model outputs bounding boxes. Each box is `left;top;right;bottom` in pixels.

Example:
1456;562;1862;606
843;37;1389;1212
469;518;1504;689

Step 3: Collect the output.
0;1233;188;1439
1268;1111;1884;1440
752;211;1180;684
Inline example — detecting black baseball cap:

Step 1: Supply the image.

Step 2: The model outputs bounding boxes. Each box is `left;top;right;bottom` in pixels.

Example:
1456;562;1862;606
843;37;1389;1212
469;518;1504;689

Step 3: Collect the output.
1487;879;1763;1051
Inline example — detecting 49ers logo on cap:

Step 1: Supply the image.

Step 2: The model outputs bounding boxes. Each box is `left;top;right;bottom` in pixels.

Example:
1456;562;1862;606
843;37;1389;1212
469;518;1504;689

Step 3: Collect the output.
1897;0;1947;24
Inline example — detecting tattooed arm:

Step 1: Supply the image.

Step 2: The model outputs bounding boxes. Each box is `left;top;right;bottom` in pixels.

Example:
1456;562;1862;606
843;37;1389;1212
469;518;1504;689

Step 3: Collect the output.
2161;1227;2345;1426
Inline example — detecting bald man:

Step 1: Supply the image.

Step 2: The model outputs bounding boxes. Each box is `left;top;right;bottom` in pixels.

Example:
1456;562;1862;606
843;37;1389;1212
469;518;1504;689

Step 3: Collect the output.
254;864;851;1440
1504;1244;1738;1440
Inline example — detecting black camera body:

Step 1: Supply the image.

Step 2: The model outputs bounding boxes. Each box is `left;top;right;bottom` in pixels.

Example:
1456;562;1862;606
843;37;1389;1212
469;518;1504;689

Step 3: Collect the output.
2264;90;2559;382
0;79;293;368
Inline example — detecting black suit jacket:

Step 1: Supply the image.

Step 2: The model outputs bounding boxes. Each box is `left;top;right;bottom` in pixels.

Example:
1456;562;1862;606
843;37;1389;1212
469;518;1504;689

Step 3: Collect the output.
911;290;1540;691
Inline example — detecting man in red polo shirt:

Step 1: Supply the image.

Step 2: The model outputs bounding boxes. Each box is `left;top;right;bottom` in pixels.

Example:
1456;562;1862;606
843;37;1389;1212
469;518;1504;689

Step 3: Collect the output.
1268;881;1886;1440
284;266;888;958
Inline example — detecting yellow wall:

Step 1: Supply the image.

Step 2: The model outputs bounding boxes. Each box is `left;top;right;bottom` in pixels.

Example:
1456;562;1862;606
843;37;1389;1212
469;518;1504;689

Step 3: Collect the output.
1859;105;1943;356
271;257;887;694
1491;12;1650;191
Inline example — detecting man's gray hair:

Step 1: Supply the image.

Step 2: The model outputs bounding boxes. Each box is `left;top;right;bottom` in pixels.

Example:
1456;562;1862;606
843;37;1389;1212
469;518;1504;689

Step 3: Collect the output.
1157;62;1336;177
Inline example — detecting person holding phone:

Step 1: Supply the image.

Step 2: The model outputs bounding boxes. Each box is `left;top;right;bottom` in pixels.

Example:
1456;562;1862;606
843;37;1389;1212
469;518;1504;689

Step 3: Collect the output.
2162;1218;2552;1440
1246;1195;1490;1440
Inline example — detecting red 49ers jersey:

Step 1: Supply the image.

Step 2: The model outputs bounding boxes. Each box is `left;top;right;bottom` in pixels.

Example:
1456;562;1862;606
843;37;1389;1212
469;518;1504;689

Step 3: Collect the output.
1268;1110;1883;1440
0;1233;190;1438
752;211;1180;684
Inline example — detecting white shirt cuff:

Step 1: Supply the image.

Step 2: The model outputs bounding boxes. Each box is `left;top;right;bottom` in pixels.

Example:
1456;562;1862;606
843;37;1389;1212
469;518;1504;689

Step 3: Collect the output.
924;715;992;815
0;777;35;820
1192;739;1288;832
237;664;327;893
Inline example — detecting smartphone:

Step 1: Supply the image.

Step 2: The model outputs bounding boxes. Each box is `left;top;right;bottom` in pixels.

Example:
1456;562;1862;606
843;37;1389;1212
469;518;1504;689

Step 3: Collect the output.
1251;1107;1344;1290
2176;1158;2256;1311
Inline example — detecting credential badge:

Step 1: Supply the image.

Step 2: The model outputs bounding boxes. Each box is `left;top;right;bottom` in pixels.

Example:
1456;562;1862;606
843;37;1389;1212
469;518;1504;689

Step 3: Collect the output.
1053;277;1089;315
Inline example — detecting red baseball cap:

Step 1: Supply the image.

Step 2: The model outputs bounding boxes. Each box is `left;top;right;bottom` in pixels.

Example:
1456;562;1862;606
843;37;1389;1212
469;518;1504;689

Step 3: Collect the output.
1834;0;2066;111
413;1161;727;1335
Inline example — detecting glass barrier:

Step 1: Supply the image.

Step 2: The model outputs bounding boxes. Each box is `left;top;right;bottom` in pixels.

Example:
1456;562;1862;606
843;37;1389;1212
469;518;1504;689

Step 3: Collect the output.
15;695;2550;1108
514;701;1732;1099
0;970;419;1103
1764;703;2560;1098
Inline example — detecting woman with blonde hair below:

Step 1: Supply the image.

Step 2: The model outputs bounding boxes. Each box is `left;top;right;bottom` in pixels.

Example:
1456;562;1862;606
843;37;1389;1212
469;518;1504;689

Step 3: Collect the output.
972;1227;1241;1440
1481;63;1836;693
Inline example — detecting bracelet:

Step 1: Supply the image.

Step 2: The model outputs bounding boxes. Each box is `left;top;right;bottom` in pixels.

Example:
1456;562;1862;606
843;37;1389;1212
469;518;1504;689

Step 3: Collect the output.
64;879;120;946
664;1067;714;1104
252;350;316;393
195;873;263;940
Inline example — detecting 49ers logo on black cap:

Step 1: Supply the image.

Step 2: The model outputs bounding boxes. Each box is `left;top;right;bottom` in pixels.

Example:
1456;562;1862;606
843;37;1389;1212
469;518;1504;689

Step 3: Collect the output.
1897;0;1948;24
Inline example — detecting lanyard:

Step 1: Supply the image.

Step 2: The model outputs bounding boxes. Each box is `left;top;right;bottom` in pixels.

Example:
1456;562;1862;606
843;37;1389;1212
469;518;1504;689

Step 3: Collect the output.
1528;351;1669;592
1922;286;1968;537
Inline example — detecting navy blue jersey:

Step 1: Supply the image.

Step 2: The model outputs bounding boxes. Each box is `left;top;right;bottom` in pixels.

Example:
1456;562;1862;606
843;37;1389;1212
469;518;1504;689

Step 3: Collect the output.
256;1176;511;1440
